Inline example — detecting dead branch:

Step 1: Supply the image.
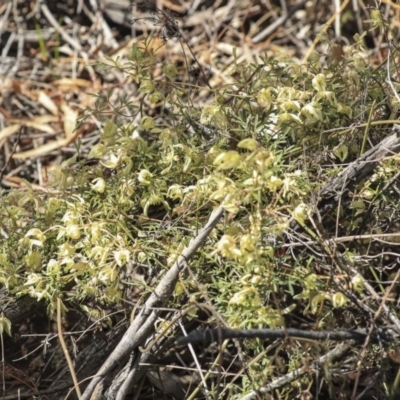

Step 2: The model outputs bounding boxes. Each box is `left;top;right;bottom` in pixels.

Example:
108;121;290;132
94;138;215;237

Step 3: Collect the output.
319;124;400;202
177;326;396;345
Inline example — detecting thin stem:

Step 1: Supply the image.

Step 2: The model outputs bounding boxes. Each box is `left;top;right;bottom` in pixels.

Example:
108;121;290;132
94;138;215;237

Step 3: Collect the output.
57;297;81;399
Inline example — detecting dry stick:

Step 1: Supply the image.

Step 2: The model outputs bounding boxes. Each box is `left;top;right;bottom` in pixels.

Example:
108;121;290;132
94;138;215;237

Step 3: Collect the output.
57;297;81;399
80;206;225;400
319;125;400;202
280;232;400;249
238;342;352;400
40;4;83;52
40;3;96;81
177;327;389;345
179;322;211;400
185;339;229;400
252;0;308;43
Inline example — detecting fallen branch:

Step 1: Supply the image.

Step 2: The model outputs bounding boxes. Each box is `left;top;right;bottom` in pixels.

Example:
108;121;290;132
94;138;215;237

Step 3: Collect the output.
177;326;396;345
319;124;400;202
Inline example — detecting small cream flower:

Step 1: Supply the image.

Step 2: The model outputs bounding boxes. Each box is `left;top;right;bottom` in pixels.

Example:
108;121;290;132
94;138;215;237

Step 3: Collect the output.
139;80;155;94
58;242;75;257
256;88;274;109
114;249;130;267
140;116;155;130
237;138;258;151
215;235;241;259
101;153;120;169
66;225;81;240
332;292;348;308
162;62;178;78
88;143;106;158
213;151;241;170
351;274;364;293
25;228;46;244
47;259;60;274
312;73;326;91
268;176;283;191
91;178;106;193
62;211;80;225
138;169;153;185
292;203;309;224
301;102;322;123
